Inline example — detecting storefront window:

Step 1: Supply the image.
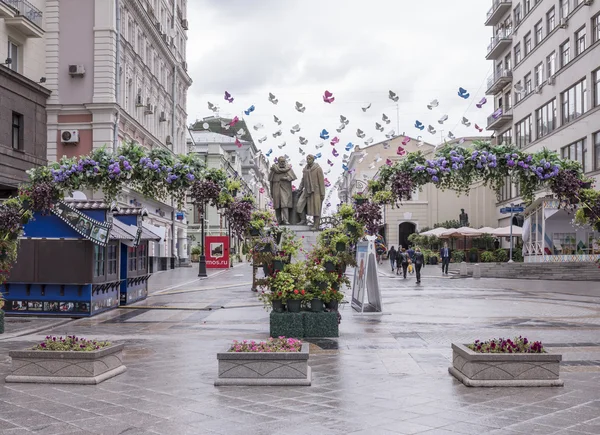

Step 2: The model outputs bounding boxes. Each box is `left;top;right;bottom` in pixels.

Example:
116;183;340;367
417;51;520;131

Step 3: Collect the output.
128;246;137;272
552;233;577;254
138;244;147;271
94;245;105;277
107;245;118;276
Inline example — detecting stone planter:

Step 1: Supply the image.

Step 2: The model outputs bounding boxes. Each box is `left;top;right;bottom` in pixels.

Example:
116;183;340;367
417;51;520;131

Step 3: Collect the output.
215;342;311;386
448;343;563;387
5;343;126;385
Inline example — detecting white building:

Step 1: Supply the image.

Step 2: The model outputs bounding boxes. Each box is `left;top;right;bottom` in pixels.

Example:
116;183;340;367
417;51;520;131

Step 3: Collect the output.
484;0;600;227
43;0;192;270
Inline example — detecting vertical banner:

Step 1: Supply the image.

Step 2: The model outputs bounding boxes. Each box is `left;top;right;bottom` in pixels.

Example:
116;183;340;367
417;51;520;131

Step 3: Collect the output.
351;237;383;313
205;236;230;269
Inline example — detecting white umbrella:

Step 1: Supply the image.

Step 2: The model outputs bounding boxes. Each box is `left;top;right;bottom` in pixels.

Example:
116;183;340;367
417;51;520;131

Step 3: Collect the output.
493;226;523;238
420;227;447;236
478;227;497;234
440;227;482;238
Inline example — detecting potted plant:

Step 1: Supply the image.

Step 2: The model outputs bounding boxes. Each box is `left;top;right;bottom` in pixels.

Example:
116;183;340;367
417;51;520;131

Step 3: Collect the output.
468;247;478;263
373;190;394;205
190;246;201;262
322;254;340;272
272;251;288;272
352;192;369;205
310;293;324;312
367;180;383;195
248;219;264;237
338;203;354;220
343;217;364;239
226;179;242;197
451;250;465;263
331;232;349;252
286;289;308;313
494;248;508;262
319;288;344;311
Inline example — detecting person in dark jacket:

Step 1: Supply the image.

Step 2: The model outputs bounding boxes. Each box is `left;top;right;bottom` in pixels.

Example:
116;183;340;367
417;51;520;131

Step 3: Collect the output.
414;247;425;283
440;242;451;275
398;248;409;278
388;246;397;272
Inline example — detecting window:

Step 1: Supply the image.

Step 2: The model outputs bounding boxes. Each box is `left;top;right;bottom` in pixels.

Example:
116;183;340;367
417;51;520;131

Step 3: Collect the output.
128;246;137;272
137;244;147;271
547;7;556;32
524;32;532;55
594;131;600;171
593;13;600;43
559;0;570;18
514;4;522;25
94;245;105;278
499;128;513;145
7;41;18;73
561;138;587;170
524;0;531;15
515;115;532;148
534;20;543;45
500;176;512;202
524;73;532;94
575;26;586;56
514;43;522;64
515;80;523;103
560;39;570;67
107;245;118;276
504;53;512;71
552;232;577;255
547;51;556;77
504;90;512;110
12;112;23;150
595;69;600;107
534;63;543;86
561;79;587;123
535;99;556;139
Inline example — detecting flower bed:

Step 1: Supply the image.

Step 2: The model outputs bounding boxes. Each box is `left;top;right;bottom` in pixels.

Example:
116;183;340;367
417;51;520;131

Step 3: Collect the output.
5;336;126;385
449;340;563;387
215;338;311;386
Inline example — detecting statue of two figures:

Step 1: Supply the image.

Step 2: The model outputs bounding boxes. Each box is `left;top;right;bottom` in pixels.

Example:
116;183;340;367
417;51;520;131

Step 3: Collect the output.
269;155;325;231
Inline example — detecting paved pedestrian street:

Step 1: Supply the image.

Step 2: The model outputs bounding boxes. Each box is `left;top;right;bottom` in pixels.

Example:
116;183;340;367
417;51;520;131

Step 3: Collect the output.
1;264;600;434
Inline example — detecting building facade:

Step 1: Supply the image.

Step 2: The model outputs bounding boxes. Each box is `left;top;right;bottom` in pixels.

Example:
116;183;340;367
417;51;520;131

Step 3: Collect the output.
43;0;192;270
484;0;600;227
0;0;50;198
187;125;271;252
339;136;499;248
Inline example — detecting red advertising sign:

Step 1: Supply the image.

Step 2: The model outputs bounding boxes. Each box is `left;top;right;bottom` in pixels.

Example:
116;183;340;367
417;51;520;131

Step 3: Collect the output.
205;236;230;269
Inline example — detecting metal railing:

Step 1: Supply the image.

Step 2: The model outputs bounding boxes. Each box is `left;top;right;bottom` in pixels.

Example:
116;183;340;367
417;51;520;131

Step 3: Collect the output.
487;69;513;90
487;107;513;126
1;0;43;28
487;31;512;54
486;0;512;20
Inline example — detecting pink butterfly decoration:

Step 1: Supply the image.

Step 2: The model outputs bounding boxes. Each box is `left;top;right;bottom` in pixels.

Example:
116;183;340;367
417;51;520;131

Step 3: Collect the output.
323;90;335;104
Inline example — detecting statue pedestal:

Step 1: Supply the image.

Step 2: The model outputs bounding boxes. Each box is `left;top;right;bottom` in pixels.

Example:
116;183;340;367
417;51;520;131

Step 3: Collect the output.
285;225;318;259
289;191;304;225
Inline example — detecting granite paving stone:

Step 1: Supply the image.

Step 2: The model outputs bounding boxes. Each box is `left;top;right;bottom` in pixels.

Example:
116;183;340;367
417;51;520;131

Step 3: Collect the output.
1;266;600;434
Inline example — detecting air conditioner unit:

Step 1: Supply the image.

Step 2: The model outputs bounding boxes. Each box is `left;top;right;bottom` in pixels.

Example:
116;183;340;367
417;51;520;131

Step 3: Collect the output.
181;19;189;30
535;85;542;94
135;94;144;107
558;18;568;28
165;135;172;145
144;103;153;114
68;64;85;77
547;75;555;85
61;130;80;144
159;111;167;122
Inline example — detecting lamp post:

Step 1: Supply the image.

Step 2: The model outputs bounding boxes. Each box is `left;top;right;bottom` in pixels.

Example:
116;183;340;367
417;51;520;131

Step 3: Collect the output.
228;218;234;268
508;202;514;263
198;200;207;277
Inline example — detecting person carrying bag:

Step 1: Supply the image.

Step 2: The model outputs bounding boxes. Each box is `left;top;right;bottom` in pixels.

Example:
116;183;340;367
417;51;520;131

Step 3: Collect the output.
398;248;409;279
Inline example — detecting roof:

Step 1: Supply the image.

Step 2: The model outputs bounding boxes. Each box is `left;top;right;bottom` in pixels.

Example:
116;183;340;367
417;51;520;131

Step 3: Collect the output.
141;226;161;241
110;219;135;240
114;207;148;216
64;199;112;210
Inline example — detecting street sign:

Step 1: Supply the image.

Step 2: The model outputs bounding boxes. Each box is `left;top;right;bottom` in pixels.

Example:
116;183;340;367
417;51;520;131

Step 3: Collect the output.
500;207;524;214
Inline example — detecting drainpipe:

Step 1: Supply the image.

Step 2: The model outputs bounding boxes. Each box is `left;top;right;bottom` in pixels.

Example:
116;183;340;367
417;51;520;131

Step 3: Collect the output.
172;65;176;152
113;0;121;152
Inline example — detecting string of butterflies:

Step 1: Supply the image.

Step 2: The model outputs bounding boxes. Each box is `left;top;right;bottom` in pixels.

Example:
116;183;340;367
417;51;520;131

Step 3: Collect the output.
206;87;489;212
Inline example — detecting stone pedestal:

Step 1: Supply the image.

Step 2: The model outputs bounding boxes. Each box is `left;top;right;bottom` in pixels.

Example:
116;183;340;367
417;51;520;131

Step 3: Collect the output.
290;191;304;225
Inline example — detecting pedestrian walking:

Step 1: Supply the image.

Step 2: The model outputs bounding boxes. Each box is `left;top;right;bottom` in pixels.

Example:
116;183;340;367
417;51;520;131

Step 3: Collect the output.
440;242;451;275
388;246;397;272
407;246;415;263
414;247;425;283
398;248;409;278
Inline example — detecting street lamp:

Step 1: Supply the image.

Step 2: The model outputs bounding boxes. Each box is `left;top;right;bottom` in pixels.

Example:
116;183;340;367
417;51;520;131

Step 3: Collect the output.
198;200;207;277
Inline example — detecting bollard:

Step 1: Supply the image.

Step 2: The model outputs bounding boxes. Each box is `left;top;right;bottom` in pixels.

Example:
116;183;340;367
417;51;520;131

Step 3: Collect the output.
460;261;468;277
473;263;481;279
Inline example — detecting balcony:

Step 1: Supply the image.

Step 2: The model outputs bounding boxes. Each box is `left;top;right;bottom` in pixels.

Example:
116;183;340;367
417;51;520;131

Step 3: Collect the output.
486;69;513;95
485;0;512;26
2;0;43;38
486;32;512;60
486;107;513;131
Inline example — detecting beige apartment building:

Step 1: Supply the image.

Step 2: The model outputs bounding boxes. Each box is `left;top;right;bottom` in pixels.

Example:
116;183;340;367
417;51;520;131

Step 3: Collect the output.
484;0;600;227
339;136;498;249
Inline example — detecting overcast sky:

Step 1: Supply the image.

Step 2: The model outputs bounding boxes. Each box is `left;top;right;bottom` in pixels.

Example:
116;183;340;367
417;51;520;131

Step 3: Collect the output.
186;0;493;207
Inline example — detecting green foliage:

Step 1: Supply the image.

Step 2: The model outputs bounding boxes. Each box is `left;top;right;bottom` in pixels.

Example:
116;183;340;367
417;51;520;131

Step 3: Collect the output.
372;190;394;205
434;220;461;229
512;249;523;262
338;203;354;219
480;251;496;263
190;246;201;255
495;248;508;262
33;336;111;352
452;250;465;262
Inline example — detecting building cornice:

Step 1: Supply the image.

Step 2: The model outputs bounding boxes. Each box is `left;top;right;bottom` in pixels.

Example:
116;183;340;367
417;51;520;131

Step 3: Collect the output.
0;65;52;99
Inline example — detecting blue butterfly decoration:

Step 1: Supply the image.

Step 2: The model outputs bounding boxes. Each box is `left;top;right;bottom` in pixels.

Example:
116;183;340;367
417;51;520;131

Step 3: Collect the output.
457;87;470;99
342;164;349;171
345;142;353;151
414;120;425;130
319;129;329;140
265;148;273;157
244;105;255;115
315;152;322;159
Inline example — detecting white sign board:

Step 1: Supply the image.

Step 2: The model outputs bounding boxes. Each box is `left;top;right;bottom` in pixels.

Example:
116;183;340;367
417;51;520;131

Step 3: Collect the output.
351;238;383;313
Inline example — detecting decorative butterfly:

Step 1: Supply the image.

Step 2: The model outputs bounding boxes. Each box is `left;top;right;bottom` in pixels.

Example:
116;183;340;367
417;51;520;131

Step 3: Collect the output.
397;146;406;156
299;137;308;145
265;149;272;157
258;136;267;143
277;142;286;149
356;129;366;139
476;97;487;109
224;91;234;103
236;129;246;138
327;159;334;167
340;115;349;125
448;132;455;140
274;115;282;125
253;123;264;130
208;102;219;112
295;101;306;113
290;124;301;134
385;158;393;166
383;142;390;149
244;105;255;116
323;90;335;104
336;124;346;133
458;87;470;99
475;124;483;132
458;138;466;144
361;103;371;112
332;149;339;157
375;122;384;132
438;114;448;124
369;162;376;169
299;147;306;155
427;99;439;110
272;130;282;138
315;142;324;149
415;120;425;130
385;130;396;139
417;136;424;147
268;92;278;104
315;152;322;159
364;137;373;145
320;129;329;140
427;125;436;135
389;90;399;102
229;116;240;127
402;136;410;146
220;120;230;130
330;137;339;146
235;138;243;148
461;117;471;127
382;113;391;124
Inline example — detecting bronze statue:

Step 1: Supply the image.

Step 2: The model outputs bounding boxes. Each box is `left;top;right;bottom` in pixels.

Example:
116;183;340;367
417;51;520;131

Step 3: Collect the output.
269;157;296;225
459;208;469;227
297;154;325;231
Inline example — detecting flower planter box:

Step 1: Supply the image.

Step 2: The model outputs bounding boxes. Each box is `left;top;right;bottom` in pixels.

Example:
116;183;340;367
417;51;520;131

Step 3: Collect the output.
270;311;339;338
214;343;311;386
5;343;126;385
448;343;563;387
0;310;4;334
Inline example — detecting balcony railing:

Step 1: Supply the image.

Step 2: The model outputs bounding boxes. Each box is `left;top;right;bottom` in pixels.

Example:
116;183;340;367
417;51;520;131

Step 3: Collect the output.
486;69;513;95
1;0;42;28
486;107;513;130
485;0;512;26
486;31;512;59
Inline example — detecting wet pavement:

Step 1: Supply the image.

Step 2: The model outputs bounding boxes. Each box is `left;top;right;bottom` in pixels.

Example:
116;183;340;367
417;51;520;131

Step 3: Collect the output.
1;262;600;434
